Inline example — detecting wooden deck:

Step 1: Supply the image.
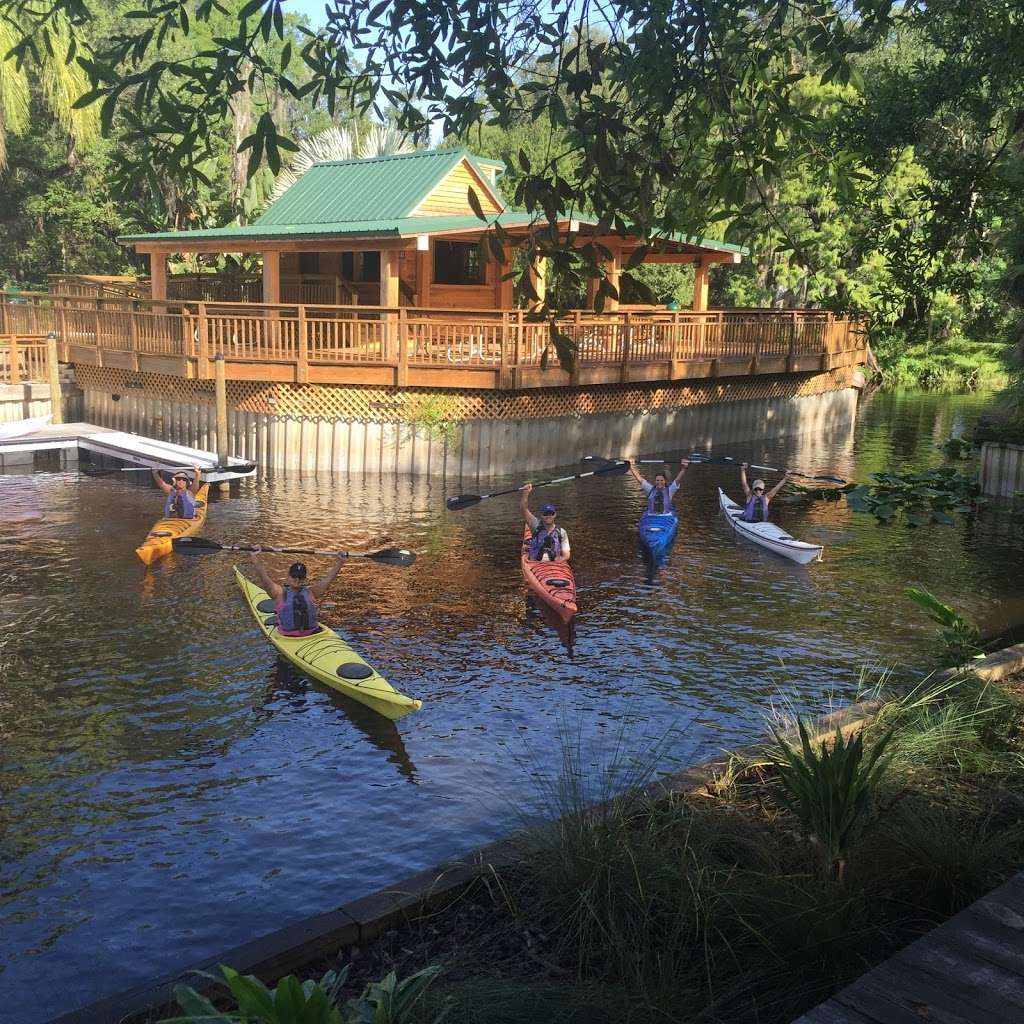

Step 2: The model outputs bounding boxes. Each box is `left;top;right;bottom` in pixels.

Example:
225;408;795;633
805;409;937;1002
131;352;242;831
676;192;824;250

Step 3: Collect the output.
1;292;867;391
793;870;1024;1023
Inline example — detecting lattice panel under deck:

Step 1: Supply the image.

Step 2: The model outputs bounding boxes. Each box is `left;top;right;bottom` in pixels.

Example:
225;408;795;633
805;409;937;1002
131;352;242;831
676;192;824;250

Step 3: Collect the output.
73;365;853;422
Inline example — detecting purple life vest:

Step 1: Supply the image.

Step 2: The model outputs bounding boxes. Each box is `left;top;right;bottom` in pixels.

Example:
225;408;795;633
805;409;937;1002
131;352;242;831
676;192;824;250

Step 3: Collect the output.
163;488;196;519
743;493;769;522
646;486;675;515
529;524;563;561
275;587;319;636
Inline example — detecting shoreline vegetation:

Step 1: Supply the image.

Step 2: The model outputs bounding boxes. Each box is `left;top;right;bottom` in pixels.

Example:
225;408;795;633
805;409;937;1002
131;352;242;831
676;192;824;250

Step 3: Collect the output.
155;640;1024;1024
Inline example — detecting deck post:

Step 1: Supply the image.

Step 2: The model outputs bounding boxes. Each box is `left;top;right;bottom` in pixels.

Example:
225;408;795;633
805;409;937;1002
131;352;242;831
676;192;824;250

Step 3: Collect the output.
296;304;309;384
46;331;63;424
196;302;211;377
0;296;6;335
214;352;229;468
499;312;510;389
8;335;20;384
786;310;797;372
58;304;69;359
620;310;632;382
692;259;710;312
150;252;168;307
396;307;409;387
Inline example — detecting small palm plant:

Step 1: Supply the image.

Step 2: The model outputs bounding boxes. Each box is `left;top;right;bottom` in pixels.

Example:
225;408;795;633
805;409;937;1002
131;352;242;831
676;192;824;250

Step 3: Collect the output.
906;586;984;667
163;962;449;1024
771;718;895;882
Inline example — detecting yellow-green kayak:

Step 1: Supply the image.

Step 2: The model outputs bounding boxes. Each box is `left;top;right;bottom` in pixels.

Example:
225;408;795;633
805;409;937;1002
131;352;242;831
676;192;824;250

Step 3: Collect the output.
233;566;422;722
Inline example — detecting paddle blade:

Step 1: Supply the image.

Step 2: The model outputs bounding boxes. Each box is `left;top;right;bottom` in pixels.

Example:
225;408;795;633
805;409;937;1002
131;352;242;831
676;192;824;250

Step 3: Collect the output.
367;547;417;567
812;474;847;484
171;537;225;553
446;494;483;511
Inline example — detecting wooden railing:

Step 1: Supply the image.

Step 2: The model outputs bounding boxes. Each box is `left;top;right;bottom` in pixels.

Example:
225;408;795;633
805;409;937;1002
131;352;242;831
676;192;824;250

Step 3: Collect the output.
0;292;867;391
0;334;49;384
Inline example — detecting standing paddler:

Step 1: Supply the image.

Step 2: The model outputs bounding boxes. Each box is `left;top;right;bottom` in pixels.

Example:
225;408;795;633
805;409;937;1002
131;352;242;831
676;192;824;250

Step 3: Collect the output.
150;464;202;518
739;463;790;522
628;459;688;514
521;483;571;563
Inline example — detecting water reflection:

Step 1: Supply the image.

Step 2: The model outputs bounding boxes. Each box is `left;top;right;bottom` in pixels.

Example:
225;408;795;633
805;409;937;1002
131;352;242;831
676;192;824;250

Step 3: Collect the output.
1;389;1018;1024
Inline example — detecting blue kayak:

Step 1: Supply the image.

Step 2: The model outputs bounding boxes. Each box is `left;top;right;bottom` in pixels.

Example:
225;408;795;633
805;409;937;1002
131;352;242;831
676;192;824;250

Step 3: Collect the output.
639;512;679;565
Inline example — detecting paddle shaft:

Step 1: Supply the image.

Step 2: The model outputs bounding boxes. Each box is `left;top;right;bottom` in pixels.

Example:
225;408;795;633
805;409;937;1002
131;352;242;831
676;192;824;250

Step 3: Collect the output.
84;462;253;475
447;459;627;510
582;453;844;484
173;537;416;565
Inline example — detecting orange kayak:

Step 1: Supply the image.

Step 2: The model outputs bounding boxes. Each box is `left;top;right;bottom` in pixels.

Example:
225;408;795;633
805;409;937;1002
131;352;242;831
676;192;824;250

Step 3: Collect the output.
136;484;210;565
521;525;577;622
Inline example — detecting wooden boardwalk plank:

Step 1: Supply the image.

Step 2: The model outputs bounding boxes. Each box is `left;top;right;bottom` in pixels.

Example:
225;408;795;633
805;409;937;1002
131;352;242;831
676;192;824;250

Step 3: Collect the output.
793;871;1024;1024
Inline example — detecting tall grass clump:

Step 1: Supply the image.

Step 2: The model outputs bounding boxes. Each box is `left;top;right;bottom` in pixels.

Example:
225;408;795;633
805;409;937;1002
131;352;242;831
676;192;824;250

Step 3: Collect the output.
770;719;894;882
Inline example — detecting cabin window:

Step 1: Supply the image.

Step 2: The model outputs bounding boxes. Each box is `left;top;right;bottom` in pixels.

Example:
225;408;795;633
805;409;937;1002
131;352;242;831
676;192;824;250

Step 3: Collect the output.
434;241;484;285
298;253;320;275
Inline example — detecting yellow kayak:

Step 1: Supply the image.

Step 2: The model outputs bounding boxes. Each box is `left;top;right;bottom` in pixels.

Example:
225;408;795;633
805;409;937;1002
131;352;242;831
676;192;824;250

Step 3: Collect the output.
233;566;422;721
136;484;210;565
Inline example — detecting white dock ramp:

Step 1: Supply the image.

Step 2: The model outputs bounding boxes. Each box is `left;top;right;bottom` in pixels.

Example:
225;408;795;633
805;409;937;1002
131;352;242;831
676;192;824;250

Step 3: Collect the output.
0;421;257;482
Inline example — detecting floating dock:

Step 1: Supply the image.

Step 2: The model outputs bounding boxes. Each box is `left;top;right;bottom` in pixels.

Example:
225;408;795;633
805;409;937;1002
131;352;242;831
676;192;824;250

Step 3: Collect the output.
0;421;257;482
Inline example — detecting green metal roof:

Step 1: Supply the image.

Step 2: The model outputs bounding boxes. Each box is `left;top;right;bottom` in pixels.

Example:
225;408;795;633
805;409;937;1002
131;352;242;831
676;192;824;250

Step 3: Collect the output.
255;148;490;226
118;146;747;255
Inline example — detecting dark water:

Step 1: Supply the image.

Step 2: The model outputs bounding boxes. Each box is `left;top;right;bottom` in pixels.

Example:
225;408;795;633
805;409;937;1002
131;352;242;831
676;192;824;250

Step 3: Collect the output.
1;389;1021;1021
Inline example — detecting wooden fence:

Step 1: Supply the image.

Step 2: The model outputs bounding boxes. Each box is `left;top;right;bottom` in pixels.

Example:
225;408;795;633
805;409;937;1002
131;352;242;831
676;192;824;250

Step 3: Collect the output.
0;292;867;391
0;334;49;384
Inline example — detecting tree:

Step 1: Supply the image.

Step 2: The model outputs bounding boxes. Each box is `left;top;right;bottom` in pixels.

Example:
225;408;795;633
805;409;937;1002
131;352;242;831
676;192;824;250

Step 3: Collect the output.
0;9;98;170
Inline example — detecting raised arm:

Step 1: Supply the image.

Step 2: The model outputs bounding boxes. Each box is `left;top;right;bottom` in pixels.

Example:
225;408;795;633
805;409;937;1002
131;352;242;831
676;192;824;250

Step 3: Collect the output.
628;461;644;485
250;552;282;602
310;557;345;602
189;464;202;496
151;467;173;493
672;458;689;486
520;482;537;528
767;471;791;500
740;463;751;498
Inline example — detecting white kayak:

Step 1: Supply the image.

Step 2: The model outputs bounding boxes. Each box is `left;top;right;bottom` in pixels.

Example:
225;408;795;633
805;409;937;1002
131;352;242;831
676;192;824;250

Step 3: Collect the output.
718;488;823;565
0;414;51;441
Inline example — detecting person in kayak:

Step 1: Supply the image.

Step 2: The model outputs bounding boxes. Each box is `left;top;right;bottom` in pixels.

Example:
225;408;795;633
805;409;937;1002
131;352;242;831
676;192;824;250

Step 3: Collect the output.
628;458;689;514
249;553;345;637
521;483;571;562
150;464;202;519
739;464;791;522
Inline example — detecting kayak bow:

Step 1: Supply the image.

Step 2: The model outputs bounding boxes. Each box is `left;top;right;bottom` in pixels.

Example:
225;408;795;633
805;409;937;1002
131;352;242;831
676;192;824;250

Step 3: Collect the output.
136;484;210;565
639;511;679;567
718;488;823;565
234;567;422;721
521;525;578;622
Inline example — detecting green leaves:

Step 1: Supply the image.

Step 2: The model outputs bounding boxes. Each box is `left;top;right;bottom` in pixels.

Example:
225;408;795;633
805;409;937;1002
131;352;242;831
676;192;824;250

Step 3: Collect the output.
905;586;984;667
771;718;895;881
845;467;982;526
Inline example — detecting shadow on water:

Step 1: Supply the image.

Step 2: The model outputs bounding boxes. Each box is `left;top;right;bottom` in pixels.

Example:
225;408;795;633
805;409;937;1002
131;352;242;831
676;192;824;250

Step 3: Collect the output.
262;658;418;784
525;596;575;657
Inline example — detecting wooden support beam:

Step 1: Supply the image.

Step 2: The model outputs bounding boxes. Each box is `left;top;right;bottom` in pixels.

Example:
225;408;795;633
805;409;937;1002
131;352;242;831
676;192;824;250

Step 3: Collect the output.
692;260;711;312
527;256;546;311
150;252;168;302
262;251;281;305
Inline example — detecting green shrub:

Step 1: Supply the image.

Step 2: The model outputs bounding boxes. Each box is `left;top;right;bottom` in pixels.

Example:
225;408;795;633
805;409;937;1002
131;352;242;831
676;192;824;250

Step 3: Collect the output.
770;718;895;881
905;587;984;667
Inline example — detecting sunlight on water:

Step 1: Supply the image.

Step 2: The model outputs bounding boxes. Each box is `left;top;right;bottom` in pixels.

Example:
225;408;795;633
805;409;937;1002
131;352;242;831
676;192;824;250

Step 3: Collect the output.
0;389;1019;1020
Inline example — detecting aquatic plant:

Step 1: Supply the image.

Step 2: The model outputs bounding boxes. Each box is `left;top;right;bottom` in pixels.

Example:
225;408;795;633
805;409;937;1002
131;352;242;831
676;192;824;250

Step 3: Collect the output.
770;718;895;882
905;587;984;667
939;435;973;459
164;962;449;1024
845;466;982;526
405;395;462;445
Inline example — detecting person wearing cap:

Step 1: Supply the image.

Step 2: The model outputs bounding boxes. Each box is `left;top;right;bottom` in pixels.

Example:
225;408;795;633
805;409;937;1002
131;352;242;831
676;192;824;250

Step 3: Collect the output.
150;464;202;519
248;552;345;637
521;483;571;562
739;463;790;522
628;458;689;514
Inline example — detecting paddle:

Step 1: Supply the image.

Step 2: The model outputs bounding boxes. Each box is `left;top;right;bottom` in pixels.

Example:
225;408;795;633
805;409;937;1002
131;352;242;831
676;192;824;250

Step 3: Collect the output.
82;461;256;476
582;453;846;484
686;453;846;484
171;537;417;566
446;459;629;511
